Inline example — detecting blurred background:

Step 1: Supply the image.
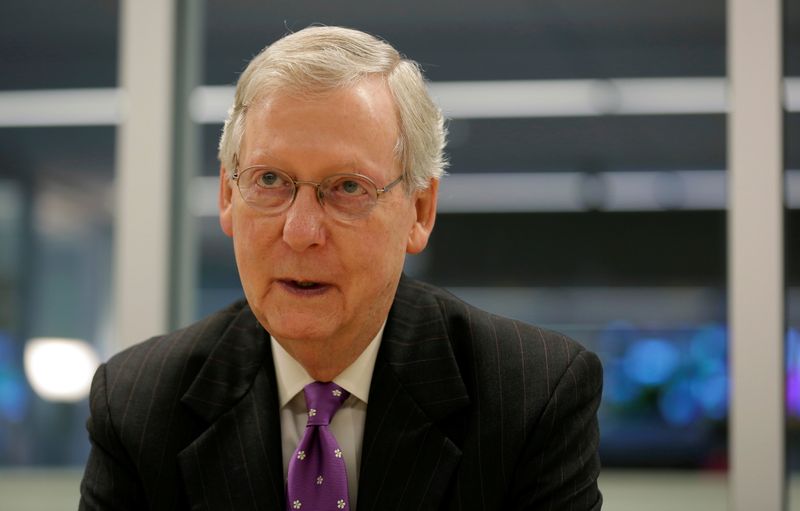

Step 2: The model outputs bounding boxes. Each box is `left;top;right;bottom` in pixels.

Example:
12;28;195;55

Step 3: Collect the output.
0;0;797;509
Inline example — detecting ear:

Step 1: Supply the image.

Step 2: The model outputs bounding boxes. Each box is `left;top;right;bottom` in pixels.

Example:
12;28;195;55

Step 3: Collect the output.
219;164;234;237
406;178;438;254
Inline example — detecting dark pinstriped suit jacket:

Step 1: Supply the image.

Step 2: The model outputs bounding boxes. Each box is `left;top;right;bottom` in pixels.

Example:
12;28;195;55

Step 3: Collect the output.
79;276;602;510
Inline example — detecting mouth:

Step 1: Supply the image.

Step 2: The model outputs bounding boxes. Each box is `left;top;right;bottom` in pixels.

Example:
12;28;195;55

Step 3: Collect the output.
277;279;332;295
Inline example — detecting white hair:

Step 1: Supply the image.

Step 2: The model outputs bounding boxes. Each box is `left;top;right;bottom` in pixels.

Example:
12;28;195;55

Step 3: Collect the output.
217;26;447;190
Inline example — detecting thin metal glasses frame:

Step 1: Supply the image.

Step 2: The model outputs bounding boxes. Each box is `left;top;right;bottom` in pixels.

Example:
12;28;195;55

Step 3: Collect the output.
230;164;405;218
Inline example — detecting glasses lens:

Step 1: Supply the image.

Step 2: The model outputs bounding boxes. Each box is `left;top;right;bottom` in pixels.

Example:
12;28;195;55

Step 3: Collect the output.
239;168;294;211
321;174;378;219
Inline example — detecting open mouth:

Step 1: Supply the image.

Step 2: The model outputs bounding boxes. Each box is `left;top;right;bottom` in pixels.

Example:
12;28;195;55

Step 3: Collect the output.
280;279;329;292
292;280;322;289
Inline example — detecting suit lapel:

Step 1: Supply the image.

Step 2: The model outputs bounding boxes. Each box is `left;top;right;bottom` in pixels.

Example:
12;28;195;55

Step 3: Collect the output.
358;276;470;510
177;305;285;510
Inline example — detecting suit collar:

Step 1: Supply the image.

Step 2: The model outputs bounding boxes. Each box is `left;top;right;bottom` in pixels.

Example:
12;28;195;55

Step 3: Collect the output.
178;303;285;509
379;275;470;421
357;275;470;509
181;303;270;423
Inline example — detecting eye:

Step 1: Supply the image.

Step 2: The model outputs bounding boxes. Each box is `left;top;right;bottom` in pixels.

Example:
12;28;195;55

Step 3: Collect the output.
330;177;369;196
253;169;288;188
342;179;365;194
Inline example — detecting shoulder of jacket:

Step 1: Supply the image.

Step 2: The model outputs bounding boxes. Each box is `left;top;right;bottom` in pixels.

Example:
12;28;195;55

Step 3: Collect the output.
102;299;249;387
416;279;592;370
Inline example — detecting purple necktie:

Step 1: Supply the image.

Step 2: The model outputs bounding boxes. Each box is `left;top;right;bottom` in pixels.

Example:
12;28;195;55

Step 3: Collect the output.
287;381;351;510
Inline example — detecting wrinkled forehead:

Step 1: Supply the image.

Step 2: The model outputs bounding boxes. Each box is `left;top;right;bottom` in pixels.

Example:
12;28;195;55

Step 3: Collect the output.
242;78;401;144
237;78;402;174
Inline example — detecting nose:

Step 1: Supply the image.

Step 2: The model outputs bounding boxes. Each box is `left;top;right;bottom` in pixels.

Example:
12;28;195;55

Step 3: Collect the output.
282;185;326;251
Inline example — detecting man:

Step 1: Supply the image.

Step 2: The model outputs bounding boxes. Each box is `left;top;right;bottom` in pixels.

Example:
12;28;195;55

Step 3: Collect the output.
80;26;602;510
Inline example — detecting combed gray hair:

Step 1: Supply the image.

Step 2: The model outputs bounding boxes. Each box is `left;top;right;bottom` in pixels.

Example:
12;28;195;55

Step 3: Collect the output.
217;26;447;191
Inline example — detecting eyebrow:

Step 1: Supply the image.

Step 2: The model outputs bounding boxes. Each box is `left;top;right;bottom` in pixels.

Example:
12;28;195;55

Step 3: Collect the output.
243;159;378;178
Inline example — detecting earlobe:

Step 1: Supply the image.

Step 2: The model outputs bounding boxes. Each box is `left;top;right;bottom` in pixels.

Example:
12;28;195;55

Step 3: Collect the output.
219;165;234;237
406;179;439;255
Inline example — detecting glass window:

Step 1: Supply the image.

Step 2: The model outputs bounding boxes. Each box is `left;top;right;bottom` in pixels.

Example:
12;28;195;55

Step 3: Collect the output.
0;127;115;465
0;0;118;476
0;1;118;90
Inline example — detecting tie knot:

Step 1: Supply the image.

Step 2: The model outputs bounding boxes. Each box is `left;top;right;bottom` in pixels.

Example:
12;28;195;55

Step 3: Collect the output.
303;381;349;426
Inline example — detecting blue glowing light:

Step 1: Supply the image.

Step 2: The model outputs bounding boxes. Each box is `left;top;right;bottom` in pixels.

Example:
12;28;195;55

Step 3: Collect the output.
786;328;800;416
689;325;727;361
603;359;642;405
0;332;30;423
690;373;728;420
0;376;27;423
659;380;699;426
623;338;680;386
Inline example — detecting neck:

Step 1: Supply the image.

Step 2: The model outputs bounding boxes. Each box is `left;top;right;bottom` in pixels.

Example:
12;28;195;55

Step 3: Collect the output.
277;326;381;382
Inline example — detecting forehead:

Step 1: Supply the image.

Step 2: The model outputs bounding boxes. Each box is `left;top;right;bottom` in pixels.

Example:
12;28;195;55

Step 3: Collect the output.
240;78;400;173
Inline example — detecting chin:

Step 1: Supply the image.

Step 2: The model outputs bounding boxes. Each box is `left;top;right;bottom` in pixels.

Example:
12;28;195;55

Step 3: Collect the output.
264;314;336;343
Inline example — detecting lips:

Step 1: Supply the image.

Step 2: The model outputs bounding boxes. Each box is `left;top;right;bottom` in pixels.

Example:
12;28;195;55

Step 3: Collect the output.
289;280;322;289
277;278;332;295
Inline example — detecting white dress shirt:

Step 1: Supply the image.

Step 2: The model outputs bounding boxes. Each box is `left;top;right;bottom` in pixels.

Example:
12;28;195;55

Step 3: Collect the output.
270;325;384;510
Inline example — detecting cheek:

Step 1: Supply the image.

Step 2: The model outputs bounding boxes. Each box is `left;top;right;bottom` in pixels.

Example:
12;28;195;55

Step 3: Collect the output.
231;215;280;269
352;215;413;272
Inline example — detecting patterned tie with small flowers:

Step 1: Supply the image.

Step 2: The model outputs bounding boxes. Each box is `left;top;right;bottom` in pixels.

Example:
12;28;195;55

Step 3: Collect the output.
287;381;351;510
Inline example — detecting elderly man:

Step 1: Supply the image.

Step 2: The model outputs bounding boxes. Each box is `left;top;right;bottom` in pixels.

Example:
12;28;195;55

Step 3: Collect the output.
80;26;602;510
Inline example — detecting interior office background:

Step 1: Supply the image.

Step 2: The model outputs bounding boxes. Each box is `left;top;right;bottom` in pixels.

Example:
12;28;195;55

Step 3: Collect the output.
0;0;796;509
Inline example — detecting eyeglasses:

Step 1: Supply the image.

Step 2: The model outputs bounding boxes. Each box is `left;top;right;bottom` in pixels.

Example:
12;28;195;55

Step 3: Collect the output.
231;165;404;221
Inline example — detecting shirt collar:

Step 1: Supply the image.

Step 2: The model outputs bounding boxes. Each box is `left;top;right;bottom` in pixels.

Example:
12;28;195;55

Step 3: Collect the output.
271;322;385;407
